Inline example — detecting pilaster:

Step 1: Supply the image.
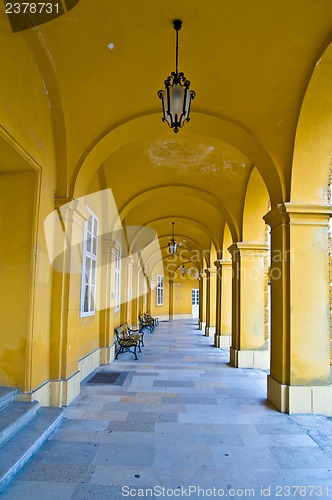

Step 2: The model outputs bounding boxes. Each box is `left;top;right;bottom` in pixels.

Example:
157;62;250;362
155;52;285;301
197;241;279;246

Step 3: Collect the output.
99;236;117;364
49;198;92;406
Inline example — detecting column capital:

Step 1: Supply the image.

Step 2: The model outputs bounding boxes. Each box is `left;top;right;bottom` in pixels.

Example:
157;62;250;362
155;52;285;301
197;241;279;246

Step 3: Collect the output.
101;235;120;250
264;202;332;229
228;242;269;258
54;196;73;209
214;259;232;269
204;267;217;276
56;198;91;222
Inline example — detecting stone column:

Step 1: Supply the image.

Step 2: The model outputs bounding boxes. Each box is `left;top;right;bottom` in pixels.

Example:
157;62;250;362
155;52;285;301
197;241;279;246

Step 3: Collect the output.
214;259;232;347
169;277;174;320
220;259;232;347
214;261;222;346
205;267;217;337
264;203;332;414
198;271;207;330
228;242;269;369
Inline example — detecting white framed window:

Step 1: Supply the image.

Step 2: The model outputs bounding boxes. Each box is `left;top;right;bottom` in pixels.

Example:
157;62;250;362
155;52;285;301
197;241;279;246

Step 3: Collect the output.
80;210;98;317
156;274;164;306
114;248;121;312
192;288;199;306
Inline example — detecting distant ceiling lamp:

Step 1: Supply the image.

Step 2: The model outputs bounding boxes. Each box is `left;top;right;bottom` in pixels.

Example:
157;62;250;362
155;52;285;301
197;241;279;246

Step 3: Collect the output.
157;19;196;133
168;222;178;255
180;264;186;275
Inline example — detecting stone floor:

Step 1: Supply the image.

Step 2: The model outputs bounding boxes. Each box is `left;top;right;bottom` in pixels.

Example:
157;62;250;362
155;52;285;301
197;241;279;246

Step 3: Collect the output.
2;320;332;499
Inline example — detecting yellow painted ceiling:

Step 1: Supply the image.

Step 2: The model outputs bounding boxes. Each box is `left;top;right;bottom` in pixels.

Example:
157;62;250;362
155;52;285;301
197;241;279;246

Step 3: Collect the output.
1;0;332;265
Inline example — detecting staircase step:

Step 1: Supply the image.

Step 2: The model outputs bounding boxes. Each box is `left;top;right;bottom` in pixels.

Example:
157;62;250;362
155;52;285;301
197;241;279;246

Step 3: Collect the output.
0;401;40;447
0;388;17;411
0;407;64;493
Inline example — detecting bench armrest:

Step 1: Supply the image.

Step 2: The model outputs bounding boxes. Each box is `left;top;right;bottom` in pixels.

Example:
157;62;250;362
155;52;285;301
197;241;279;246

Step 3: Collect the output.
128;326;140;334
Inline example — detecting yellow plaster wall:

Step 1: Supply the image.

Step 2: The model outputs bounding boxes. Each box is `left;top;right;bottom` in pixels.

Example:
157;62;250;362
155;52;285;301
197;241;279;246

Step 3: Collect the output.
76;253;101;367
0;30;55;169
291;44;332;203
328;169;332;366
329;229;332;366
243;168;270;241
73;184;107;367
29;171;56;390
289;219;330;385
78;316;100;361
173;274;198;316
151;275;169;319
0;171;37;389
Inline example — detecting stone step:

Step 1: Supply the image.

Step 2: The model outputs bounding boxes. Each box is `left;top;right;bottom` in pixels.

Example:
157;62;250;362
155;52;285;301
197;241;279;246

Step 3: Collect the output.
0;387;17;411
0;406;64;493
0;401;40;447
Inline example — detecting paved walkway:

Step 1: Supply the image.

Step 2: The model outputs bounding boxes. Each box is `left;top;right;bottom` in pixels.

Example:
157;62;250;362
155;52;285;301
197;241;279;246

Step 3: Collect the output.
2;320;332;499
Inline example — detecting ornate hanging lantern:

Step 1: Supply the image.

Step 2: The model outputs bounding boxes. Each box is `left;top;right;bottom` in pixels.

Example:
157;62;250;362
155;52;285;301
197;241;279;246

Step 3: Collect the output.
157;20;196;133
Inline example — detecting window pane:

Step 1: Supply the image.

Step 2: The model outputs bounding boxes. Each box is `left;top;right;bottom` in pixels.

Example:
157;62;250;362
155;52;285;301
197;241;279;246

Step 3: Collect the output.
91;260;96;283
80;210;99;316
84;285;89;312
90;286;95;311
85;257;91;283
87;233;92;252
93;236;97;256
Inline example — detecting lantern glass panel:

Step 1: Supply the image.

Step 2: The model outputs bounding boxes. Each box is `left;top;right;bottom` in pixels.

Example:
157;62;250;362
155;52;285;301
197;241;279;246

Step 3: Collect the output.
170;85;185;116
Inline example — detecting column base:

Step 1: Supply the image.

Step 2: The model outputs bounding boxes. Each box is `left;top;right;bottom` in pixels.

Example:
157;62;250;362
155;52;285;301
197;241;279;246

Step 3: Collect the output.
199;321;206;330
100;345;116;365
205;326;216;337
78;348;100;381
49;371;81;407
16;379;51;406
267;375;332;415
214;334;231;348
230;347;269;370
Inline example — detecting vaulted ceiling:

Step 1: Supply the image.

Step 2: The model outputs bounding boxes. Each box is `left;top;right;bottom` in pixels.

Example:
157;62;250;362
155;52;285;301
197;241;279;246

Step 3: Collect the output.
1;0;332;270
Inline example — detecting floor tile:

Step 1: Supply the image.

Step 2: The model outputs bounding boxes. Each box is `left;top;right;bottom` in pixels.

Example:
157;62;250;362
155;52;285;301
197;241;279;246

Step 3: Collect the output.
3;319;332;500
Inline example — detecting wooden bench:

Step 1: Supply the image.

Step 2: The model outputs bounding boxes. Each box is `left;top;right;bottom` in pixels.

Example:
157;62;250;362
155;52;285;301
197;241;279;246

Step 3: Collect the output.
146;311;159;327
139;313;154;333
114;323;144;360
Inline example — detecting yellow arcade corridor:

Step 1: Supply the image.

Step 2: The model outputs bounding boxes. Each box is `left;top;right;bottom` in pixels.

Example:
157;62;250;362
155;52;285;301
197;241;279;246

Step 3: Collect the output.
1;0;332;494
2;320;332;499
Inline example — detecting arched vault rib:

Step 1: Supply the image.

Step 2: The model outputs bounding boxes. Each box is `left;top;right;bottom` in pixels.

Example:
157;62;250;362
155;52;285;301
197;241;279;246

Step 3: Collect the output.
124;215;221;252
73;111;283;210
119;185;236;240
291;42;332;203
21;27;68;196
